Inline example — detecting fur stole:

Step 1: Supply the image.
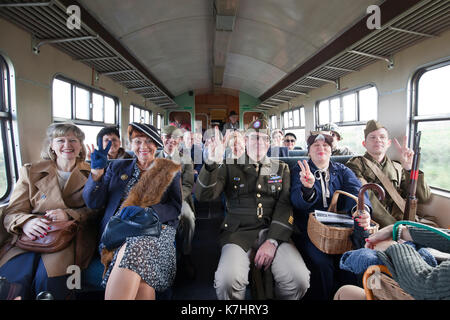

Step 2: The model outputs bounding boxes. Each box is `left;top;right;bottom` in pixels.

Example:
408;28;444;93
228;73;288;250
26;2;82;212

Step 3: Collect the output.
100;158;181;274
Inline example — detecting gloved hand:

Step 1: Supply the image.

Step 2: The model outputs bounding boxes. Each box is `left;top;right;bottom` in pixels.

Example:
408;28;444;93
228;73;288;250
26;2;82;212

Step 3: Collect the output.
90;137;111;169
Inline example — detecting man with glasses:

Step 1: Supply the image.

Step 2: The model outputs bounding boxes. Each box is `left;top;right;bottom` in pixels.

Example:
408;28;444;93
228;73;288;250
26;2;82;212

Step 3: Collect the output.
195;118;310;300
157;125;196;279
283;133;297;151
346;120;432;227
322;123;354;156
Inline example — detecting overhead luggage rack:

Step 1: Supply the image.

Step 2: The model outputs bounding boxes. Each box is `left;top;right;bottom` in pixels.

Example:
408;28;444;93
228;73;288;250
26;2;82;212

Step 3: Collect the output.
260;0;450;109
0;0;178;109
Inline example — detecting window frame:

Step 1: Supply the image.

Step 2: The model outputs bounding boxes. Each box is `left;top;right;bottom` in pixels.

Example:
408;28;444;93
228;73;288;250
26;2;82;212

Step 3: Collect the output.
314;84;378;130
130;103;153;125
281;106;305;130
0;52;20;203
410;59;450;194
52;75;120;128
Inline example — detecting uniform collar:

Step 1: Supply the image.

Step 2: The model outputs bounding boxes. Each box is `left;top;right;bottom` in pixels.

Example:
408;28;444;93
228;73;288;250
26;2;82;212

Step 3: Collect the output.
364;152;388;167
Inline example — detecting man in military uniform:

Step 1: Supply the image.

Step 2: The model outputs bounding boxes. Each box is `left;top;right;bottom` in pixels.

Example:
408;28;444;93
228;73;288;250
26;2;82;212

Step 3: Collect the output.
195;119;310;300
346;120;431;227
157;125;196;278
321;122;355;156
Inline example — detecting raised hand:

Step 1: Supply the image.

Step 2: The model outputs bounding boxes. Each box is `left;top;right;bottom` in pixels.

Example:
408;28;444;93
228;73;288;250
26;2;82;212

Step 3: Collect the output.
205;128;225;164
90;137;112;169
298;160;315;188
393;136;414;171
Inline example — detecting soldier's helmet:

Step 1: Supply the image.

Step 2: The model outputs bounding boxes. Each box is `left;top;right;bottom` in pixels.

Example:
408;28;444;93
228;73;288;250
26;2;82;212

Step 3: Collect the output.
322;122;342;140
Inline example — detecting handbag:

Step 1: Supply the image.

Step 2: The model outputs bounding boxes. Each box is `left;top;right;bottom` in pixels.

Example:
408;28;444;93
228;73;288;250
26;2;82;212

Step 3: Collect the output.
16;219;78;253
100;206;161;250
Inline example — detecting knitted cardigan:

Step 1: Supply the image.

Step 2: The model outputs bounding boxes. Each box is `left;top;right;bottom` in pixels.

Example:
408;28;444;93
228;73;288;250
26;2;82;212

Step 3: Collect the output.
376;226;450;300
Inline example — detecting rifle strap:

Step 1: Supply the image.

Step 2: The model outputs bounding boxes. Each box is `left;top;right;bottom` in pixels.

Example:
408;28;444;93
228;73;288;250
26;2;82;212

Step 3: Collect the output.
362;157;406;213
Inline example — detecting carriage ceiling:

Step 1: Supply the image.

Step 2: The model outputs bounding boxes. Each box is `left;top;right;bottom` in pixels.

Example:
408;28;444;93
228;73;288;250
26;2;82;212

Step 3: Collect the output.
1;0;450;110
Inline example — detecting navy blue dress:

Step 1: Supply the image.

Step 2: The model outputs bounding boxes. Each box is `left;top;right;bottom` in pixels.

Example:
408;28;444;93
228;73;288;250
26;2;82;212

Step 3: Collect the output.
290;159;371;300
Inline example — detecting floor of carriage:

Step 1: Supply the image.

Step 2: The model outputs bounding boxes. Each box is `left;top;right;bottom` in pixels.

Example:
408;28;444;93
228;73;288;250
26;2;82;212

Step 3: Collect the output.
172;199;224;300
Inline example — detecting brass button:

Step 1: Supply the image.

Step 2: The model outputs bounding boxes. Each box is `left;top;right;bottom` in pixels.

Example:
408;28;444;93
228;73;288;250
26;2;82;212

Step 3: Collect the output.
257;184;261;189
234;185;238;189
278;187;281;190
120;174;128;181
258;203;262;208
256;193;261;198
224;223;228;227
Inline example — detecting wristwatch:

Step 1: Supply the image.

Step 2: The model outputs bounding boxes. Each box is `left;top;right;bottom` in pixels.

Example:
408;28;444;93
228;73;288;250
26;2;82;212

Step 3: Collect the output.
267;238;279;249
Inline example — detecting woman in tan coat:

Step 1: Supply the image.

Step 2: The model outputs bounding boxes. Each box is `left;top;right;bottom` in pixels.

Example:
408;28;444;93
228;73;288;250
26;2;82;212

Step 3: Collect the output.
0;122;98;300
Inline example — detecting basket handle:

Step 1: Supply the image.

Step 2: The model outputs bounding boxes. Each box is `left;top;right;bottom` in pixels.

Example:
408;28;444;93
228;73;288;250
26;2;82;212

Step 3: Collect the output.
328;190;358;213
363;265;392;300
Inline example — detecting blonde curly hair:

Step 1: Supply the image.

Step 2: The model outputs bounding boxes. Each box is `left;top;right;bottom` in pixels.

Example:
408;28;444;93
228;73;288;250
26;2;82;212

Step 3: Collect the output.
41;122;87;161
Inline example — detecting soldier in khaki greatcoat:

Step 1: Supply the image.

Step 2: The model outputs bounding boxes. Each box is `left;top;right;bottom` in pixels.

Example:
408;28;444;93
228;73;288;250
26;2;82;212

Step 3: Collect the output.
346;120;432;228
195;119;310;300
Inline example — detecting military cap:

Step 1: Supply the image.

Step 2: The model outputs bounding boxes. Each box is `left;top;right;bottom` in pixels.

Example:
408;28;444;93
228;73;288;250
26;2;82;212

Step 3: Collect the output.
322;122;342;140
246;118;270;136
364;120;386;138
161;125;184;138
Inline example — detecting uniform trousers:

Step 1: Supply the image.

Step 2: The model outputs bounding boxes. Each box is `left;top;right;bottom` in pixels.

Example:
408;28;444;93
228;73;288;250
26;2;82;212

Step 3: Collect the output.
214;241;310;300
0;252;71;300
293;233;358;300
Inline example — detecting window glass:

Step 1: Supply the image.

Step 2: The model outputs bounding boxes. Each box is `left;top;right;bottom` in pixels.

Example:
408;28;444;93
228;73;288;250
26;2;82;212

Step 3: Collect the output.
413;62;450;191
293;109;300;127
52;78;71;119
318;100;329;125
417;120;450;190
104;97;115;124
338;125;365;155
359;86;378;121
75;86;90;120
342;93;356;122
300;108;305;127
418;64;450;116
92;93;104;122
330;98;340;123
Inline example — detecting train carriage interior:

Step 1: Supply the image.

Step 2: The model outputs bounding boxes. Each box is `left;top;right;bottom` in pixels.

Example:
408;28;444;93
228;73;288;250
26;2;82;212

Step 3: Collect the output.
0;0;449;301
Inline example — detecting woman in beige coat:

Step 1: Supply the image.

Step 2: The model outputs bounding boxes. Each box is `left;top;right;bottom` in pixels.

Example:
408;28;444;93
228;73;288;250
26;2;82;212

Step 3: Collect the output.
0;122;98;300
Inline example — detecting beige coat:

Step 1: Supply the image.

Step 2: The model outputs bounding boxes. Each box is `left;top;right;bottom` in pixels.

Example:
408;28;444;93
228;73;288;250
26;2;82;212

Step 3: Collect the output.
0;160;99;277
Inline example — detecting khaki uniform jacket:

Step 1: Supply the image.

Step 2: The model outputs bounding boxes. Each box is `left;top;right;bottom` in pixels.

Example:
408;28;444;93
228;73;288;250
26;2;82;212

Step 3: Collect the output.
346;153;431;227
0;160;99;277
194;155;294;251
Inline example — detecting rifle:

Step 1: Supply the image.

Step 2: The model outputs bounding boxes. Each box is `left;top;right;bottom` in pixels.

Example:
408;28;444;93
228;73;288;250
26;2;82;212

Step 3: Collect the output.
403;131;421;221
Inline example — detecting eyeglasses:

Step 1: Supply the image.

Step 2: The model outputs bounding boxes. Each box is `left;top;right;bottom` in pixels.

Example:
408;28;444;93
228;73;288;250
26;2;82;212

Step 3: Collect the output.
131;138;155;146
284;139;296;143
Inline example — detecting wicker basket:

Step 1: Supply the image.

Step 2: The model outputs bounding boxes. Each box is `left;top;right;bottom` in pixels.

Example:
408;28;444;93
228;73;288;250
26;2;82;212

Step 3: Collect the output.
307;190;379;255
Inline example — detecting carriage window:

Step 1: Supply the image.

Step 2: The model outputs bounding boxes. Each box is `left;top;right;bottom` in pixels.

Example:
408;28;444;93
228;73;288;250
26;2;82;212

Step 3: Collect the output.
269;115;278;129
130;104;152;124
315;85;378;154
156;113;164;133
412;62;450;192
0;55;18;202
282;106;306;149
52;76;119;152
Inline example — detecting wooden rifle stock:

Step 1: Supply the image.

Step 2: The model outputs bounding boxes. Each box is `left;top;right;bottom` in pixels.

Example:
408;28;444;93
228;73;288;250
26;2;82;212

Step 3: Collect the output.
404;132;421;221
